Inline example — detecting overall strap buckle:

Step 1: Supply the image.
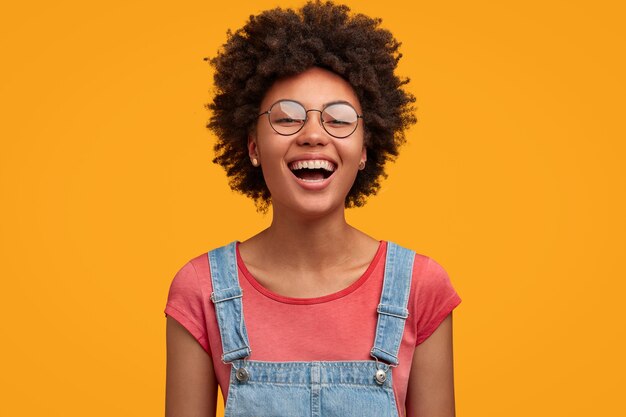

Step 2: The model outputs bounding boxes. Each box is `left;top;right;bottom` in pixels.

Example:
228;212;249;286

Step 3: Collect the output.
208;242;252;369
369;241;415;379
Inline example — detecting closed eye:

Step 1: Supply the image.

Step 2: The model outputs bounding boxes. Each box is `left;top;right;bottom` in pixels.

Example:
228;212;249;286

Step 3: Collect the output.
325;119;353;126
274;118;305;124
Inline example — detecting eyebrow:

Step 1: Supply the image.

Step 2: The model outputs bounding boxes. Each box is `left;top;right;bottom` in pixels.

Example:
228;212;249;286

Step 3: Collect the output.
322;100;357;109
274;99;358;109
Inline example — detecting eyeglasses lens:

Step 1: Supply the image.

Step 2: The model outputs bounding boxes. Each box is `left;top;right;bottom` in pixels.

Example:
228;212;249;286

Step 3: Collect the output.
321;104;358;138
269;101;306;135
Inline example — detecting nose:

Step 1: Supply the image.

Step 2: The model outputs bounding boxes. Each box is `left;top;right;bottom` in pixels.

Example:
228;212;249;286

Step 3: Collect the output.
295;110;330;147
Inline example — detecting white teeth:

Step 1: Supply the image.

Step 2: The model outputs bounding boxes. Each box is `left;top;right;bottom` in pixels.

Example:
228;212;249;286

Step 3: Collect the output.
289;160;335;171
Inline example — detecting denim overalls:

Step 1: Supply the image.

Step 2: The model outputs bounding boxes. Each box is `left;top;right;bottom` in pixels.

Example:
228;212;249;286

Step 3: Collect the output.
208;241;415;417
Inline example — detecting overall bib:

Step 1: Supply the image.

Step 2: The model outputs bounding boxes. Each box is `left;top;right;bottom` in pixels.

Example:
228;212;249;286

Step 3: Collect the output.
208;241;415;417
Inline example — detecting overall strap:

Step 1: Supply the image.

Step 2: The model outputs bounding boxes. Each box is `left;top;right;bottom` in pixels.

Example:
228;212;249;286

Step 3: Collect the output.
370;241;415;366
208;241;251;363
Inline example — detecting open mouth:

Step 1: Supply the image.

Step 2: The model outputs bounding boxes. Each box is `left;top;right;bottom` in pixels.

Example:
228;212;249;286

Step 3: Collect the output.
288;160;336;182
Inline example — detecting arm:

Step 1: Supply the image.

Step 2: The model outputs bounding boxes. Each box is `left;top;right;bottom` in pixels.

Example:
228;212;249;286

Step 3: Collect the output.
165;316;218;417
405;313;456;417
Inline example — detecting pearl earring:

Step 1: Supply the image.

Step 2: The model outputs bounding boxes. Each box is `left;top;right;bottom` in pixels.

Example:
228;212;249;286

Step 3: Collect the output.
358;161;366;170
251;158;259;167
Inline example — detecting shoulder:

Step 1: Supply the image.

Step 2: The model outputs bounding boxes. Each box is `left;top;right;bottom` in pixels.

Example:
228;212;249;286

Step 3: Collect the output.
164;250;218;321
167;253;212;294
384;242;451;283
412;254;456;292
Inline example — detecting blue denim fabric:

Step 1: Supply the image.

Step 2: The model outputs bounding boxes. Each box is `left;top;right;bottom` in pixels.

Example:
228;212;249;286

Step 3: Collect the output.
209;241;415;417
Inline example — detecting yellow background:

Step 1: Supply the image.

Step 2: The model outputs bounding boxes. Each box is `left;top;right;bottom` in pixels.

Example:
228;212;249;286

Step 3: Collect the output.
1;0;624;415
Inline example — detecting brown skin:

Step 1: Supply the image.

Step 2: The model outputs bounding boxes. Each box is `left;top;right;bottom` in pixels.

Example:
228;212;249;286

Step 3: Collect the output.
165;317;218;417
241;68;377;297
248;68;367;221
407;313;456;417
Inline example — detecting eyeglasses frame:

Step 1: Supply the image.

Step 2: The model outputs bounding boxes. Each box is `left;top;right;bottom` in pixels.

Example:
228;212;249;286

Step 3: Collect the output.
257;99;364;139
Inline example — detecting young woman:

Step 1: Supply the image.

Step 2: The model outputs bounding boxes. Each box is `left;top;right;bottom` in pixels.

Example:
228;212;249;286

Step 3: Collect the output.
165;2;461;416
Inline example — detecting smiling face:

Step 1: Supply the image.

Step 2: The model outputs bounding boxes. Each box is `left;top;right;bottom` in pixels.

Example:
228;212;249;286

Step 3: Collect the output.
249;67;366;219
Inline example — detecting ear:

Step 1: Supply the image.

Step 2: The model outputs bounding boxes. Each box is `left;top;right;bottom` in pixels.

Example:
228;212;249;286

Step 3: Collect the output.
248;133;260;161
360;145;367;165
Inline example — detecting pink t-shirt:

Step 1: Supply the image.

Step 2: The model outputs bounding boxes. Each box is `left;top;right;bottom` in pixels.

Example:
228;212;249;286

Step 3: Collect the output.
164;241;461;415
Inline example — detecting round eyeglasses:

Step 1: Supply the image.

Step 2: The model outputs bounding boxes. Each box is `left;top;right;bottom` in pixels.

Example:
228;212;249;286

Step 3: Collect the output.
257;100;363;139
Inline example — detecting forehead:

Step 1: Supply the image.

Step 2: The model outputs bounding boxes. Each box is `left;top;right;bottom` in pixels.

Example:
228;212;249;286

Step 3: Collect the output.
260;67;361;112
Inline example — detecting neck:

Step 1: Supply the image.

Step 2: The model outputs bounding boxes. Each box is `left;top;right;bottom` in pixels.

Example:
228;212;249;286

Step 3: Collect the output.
255;204;359;270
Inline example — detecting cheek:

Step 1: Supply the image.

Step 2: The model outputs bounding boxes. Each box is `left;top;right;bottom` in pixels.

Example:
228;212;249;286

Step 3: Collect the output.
256;139;283;162
256;141;288;183
338;139;366;162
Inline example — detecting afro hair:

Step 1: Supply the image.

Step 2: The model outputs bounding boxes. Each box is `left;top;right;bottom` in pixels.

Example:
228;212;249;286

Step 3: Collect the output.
207;0;416;211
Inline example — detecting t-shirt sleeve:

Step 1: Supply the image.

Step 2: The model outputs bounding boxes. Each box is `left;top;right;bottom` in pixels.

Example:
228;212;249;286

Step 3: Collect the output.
164;261;210;353
414;257;462;346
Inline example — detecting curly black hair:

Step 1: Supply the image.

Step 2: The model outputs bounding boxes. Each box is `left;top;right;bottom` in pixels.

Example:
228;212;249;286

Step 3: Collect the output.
207;0;416;211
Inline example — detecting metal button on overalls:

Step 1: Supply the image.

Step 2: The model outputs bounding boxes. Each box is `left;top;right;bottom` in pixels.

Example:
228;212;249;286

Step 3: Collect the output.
235;367;249;382
375;369;387;385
